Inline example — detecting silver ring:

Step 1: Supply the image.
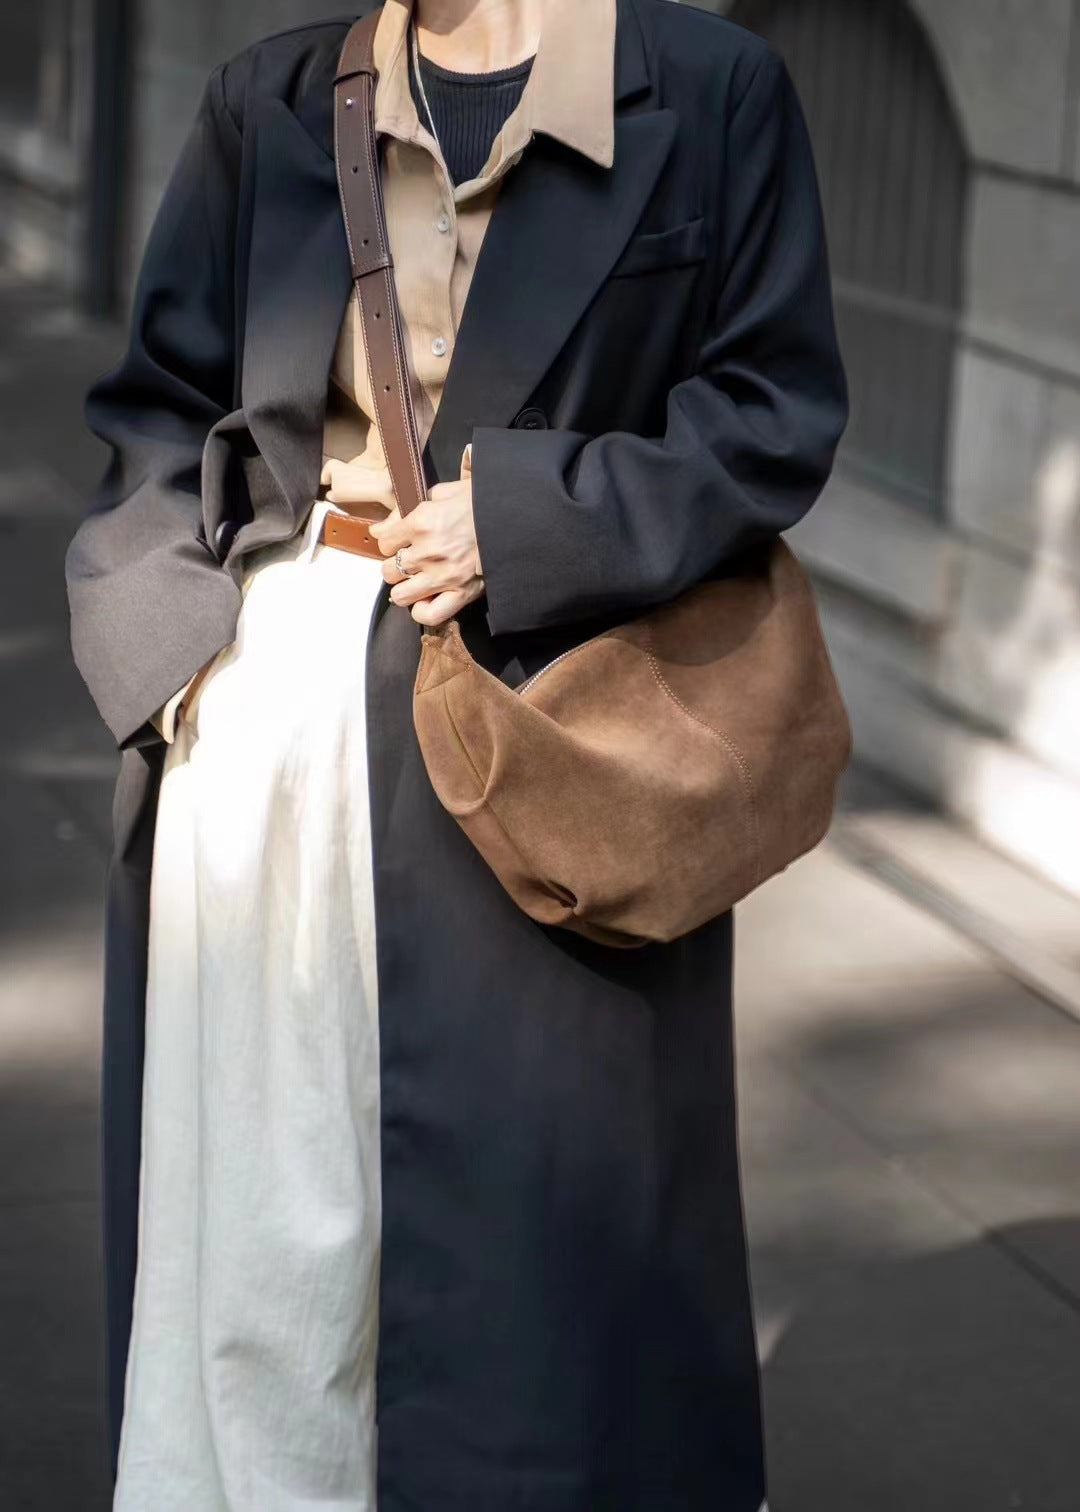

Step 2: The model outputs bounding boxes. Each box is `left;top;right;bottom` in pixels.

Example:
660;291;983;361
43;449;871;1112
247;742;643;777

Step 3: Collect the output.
395;549;418;577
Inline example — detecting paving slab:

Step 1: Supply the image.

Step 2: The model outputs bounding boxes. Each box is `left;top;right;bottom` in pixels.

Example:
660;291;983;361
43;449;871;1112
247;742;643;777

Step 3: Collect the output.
0;1200;111;1511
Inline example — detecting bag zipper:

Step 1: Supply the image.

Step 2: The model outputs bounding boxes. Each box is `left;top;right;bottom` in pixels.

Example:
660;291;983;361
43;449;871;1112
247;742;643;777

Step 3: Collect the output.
516;630;609;697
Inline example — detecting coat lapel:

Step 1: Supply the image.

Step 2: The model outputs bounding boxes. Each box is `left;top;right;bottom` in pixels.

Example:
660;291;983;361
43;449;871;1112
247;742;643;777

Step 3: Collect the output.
240;92;353;538
424;0;672;482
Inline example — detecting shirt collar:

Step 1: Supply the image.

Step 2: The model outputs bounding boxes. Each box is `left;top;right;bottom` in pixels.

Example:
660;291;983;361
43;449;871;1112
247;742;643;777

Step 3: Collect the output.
372;0;616;186
514;0;616;170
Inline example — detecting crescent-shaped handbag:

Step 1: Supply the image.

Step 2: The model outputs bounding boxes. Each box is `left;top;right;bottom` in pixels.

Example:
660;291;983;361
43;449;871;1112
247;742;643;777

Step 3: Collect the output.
332;16;852;948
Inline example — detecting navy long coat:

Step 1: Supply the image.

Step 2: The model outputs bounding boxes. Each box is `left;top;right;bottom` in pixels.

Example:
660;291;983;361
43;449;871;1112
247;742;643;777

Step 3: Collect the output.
65;1;847;1505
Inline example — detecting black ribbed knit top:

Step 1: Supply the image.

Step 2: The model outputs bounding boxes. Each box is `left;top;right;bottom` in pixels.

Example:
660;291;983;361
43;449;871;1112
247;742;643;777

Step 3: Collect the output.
409;49;536;188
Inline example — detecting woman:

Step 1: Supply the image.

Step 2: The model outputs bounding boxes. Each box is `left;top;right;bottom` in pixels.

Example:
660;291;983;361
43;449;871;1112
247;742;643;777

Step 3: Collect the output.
66;0;847;1506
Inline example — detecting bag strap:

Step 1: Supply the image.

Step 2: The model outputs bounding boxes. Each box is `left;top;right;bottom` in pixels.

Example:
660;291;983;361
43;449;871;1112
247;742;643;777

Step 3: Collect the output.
333;14;428;518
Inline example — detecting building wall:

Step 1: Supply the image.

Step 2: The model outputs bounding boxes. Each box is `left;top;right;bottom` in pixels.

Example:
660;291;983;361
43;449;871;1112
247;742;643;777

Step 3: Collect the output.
0;0;93;287
697;0;1080;898
128;2;345;286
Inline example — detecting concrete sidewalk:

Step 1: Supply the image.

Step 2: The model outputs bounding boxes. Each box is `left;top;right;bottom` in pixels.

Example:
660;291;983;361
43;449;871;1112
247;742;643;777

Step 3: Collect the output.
739;790;1080;1511
1;277;1078;1509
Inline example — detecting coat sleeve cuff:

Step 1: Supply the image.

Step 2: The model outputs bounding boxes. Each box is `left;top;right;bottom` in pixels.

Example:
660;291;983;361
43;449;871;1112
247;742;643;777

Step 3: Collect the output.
469;425;598;637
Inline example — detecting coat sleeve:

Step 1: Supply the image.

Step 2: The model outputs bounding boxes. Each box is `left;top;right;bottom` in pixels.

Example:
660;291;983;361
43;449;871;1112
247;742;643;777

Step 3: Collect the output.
468;46;849;637
65;62;244;750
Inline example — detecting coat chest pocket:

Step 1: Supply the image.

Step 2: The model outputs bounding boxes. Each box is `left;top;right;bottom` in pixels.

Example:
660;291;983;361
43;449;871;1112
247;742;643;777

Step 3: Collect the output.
608;215;706;279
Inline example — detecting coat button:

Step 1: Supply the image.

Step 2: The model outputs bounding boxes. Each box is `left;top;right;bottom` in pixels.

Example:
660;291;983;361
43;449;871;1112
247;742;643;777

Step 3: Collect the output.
213;519;238;560
513;406;548;430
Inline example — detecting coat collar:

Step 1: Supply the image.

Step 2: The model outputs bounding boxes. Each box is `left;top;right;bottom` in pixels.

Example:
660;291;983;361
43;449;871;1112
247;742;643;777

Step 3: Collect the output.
238;0;668;547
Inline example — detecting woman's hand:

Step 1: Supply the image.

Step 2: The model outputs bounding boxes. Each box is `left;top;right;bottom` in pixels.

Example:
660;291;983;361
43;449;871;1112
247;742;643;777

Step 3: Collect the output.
370;473;485;627
323;458;397;517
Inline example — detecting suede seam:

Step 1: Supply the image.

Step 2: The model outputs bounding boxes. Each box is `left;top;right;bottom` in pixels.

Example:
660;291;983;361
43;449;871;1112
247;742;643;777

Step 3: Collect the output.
438;674;584;928
437;671;487;801
643;626;762;889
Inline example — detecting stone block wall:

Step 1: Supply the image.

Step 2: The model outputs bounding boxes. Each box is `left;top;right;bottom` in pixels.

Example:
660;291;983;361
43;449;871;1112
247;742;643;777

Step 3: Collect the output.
699;0;1080;897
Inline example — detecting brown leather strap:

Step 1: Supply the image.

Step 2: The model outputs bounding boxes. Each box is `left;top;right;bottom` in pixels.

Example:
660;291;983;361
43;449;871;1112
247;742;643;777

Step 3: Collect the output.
320;509;384;560
334;13;428;519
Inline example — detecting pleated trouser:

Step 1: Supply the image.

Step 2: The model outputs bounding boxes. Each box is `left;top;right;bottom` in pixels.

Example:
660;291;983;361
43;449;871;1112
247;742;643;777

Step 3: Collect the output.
114;500;387;1511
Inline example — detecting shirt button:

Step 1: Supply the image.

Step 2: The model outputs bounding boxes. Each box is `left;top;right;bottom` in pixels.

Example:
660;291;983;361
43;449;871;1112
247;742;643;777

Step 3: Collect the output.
432;336;448;357
436;211;451;233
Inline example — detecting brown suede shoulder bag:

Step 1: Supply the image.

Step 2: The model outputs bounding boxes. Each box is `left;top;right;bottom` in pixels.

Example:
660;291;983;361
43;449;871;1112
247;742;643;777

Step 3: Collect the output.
333;17;852;949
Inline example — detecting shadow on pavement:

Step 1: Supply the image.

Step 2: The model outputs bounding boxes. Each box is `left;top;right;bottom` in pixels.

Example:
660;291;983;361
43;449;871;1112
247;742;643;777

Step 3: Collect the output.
763;1219;1080;1512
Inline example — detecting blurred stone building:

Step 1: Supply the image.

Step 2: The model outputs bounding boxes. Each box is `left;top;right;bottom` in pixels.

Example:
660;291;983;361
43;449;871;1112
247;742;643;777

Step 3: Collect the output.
707;0;1080;900
4;0;1079;897
0;0;339;305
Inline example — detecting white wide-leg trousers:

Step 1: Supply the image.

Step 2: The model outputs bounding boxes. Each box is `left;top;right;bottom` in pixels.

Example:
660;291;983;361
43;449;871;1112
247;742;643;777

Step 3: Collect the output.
114;501;387;1511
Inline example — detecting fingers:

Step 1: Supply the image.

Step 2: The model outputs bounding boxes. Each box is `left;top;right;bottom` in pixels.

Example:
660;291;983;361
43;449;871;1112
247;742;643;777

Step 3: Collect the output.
322;459;396;510
322;465;479;635
369;492;460;555
428;478;468;502
386;569;441;604
369;503;414;556
370;482;481;626
381;551;485;625
387;562;481;607
380;536;443;585
409;582;486;627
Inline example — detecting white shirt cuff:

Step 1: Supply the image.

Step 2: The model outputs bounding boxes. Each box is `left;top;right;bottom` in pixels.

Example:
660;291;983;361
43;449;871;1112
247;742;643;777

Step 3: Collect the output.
152;670;202;744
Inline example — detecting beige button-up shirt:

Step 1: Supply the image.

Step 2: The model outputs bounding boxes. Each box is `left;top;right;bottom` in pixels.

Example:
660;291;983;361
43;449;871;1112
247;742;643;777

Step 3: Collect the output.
156;0;616;741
